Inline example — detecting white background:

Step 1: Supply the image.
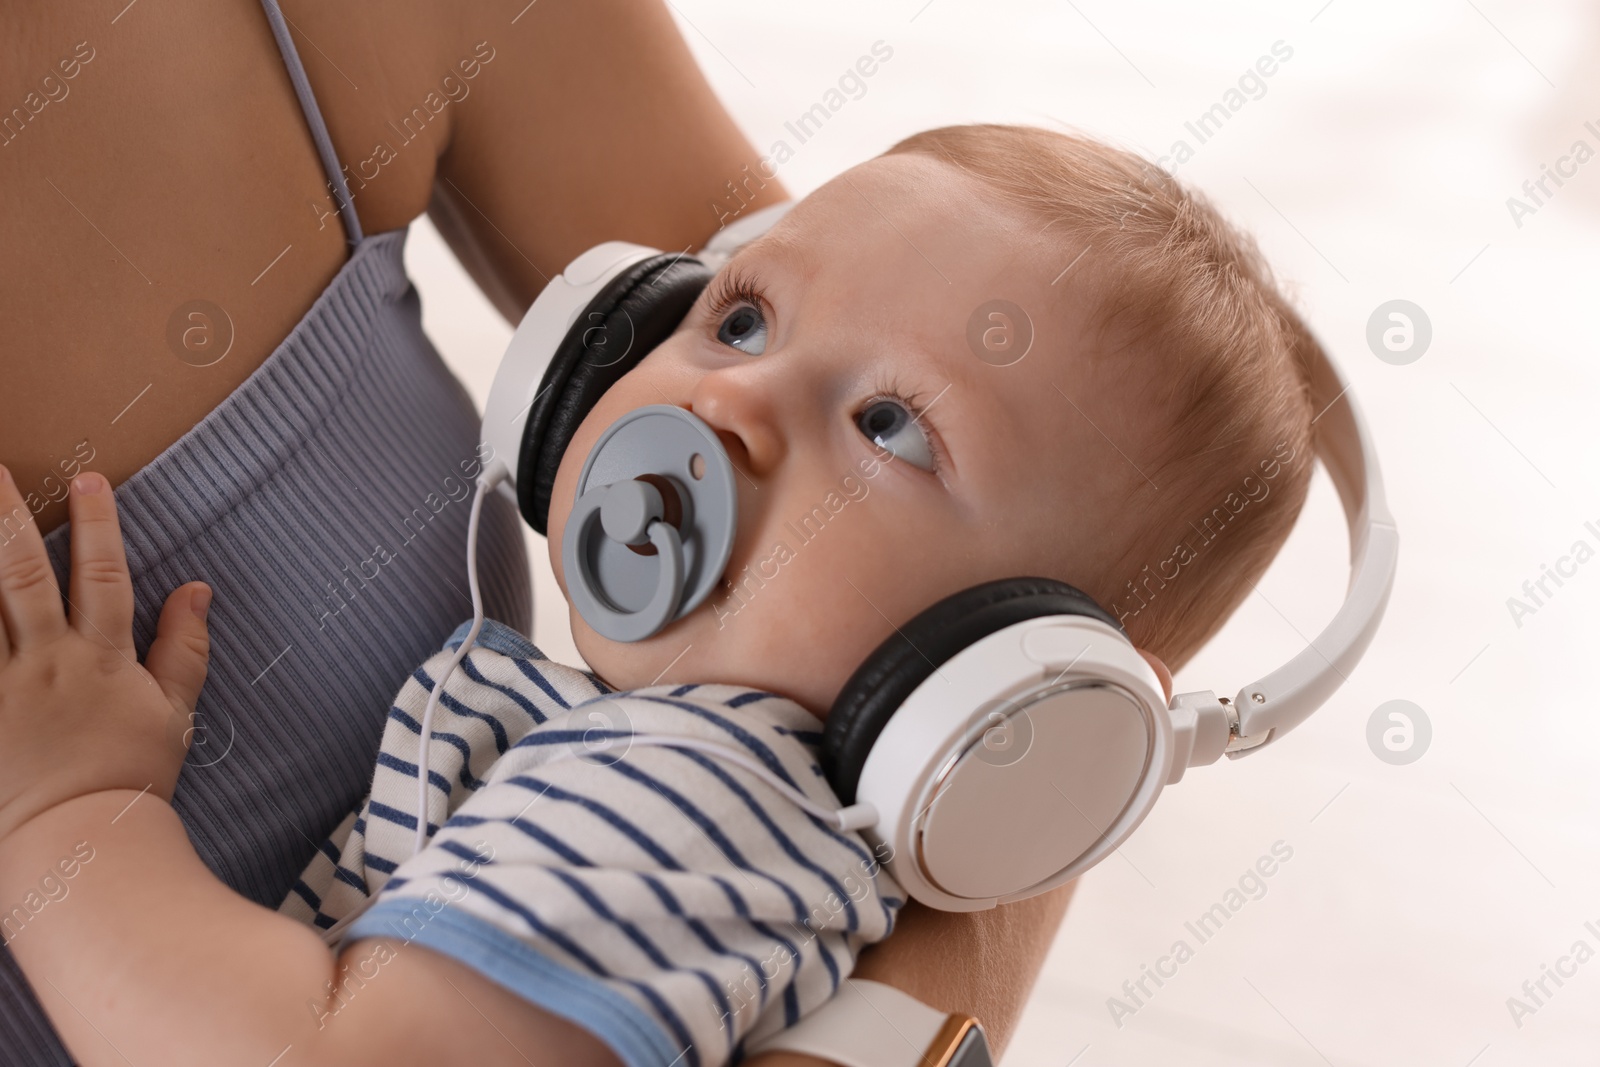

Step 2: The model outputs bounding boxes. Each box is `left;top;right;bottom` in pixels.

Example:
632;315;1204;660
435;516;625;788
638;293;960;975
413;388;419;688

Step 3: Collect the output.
405;2;1600;1062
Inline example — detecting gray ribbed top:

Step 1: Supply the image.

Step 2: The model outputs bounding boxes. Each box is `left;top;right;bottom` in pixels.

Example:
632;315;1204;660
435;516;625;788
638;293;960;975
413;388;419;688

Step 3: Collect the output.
0;6;532;1062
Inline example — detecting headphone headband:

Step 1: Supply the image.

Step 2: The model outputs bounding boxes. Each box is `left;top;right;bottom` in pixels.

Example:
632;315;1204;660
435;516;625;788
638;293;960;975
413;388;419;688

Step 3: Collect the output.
1214;336;1399;755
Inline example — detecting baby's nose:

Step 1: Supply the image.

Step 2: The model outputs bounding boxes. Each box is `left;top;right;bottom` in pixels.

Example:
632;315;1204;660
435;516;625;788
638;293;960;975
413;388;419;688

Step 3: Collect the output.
686;374;786;477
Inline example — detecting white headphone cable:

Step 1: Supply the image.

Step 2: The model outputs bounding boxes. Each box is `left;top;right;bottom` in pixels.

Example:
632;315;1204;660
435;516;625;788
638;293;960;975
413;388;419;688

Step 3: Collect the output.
412;461;506;857
316;462;500;947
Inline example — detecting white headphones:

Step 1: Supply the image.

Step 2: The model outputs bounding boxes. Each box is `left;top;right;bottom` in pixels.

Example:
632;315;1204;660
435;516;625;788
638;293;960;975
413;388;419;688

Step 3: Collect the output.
421;201;1398;912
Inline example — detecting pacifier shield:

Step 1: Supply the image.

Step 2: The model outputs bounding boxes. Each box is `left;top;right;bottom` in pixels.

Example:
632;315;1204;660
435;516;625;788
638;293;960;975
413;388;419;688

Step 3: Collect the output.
563;405;737;641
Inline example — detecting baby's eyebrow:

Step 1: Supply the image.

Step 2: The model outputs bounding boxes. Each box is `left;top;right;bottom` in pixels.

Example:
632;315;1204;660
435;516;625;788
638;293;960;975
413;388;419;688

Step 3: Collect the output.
719;238;760;271
715;226;811;283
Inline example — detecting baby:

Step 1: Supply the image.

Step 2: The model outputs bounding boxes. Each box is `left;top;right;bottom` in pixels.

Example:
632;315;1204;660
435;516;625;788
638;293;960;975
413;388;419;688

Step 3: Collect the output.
0;123;1318;1067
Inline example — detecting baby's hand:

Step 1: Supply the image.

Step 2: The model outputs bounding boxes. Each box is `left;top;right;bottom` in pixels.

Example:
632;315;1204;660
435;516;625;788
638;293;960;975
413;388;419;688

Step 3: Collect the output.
0;467;210;844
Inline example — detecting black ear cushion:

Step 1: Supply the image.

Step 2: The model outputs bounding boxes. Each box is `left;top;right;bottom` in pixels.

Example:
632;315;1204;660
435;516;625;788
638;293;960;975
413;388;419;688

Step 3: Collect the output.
518;253;715;535
823;577;1127;805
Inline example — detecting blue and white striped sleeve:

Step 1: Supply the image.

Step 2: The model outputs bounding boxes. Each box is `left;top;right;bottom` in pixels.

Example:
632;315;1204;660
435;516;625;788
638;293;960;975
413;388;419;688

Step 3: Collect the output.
342;682;904;1067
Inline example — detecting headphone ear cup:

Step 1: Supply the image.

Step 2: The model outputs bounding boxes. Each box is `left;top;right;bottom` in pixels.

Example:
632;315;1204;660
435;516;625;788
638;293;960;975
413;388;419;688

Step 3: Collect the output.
823;577;1125;805
518;254;714;535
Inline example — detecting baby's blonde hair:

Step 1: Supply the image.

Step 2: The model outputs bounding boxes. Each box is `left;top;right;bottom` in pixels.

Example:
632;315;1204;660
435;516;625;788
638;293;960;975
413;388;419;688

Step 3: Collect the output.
884;123;1319;671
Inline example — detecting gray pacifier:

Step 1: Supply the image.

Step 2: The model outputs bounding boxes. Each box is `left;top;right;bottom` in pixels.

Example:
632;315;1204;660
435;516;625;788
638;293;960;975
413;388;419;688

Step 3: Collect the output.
561;405;738;642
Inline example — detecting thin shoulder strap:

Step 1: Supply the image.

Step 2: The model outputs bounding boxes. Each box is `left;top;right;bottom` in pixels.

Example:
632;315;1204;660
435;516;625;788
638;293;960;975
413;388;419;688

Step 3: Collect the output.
257;0;365;246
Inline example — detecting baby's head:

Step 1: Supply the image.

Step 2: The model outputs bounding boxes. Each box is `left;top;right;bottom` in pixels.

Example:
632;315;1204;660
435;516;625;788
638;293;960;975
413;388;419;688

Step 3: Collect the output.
548;123;1318;718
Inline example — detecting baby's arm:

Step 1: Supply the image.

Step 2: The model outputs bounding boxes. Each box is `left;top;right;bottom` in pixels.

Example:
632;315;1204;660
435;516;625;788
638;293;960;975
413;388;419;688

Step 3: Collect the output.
0;470;616;1066
0;791;620;1067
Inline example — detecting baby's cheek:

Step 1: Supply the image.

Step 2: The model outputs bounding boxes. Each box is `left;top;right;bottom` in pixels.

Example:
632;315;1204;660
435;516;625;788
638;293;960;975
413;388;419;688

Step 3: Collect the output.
758;587;872;703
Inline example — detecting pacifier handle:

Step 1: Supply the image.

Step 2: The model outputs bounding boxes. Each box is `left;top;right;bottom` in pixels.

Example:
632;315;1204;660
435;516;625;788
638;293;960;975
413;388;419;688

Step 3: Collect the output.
564;479;687;642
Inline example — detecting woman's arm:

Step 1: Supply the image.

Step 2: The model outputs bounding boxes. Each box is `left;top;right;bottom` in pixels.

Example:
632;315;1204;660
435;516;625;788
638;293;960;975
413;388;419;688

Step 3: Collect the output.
745;891;1076;1066
427;0;790;323
853;887;1075;1055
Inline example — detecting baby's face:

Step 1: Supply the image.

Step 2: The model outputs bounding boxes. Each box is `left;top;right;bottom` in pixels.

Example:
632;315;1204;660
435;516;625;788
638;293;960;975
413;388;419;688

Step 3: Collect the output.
548;152;1162;717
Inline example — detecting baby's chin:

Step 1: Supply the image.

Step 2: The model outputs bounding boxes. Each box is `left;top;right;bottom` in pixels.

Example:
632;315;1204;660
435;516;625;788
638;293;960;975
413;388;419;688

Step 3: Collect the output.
566;614;625;690
570;606;830;715
566;612;695;694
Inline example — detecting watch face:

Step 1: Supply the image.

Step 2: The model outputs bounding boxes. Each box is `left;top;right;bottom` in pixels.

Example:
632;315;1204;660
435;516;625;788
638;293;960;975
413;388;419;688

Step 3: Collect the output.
949;1026;994;1067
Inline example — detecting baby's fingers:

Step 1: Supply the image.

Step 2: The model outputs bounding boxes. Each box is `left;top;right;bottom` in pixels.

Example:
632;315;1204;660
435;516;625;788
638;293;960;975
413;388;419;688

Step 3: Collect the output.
0;465;68;658
67;472;135;655
146;582;212;716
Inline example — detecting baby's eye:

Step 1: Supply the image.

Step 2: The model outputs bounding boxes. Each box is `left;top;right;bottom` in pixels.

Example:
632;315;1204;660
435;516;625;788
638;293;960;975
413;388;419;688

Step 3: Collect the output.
857;399;935;472
715;304;768;355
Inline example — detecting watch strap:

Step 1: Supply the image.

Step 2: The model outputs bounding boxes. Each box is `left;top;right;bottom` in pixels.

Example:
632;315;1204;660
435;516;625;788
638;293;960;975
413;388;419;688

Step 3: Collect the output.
745;979;991;1067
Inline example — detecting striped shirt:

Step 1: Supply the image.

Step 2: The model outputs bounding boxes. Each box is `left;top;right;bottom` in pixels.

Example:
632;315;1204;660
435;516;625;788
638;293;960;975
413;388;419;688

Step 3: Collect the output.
279;617;904;1067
